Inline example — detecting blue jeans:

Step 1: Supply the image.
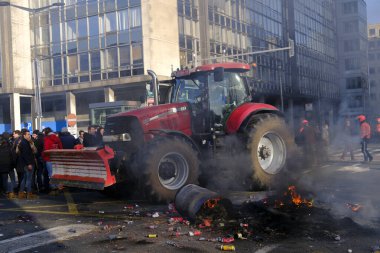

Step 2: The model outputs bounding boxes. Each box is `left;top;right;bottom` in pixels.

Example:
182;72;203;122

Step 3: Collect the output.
45;161;57;189
20;165;34;193
361;139;373;162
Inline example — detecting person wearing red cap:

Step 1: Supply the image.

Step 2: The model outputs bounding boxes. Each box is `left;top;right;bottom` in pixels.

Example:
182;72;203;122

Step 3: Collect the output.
295;119;317;165
357;115;373;163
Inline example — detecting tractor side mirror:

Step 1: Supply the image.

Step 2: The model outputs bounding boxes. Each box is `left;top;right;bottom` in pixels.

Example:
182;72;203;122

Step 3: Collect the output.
214;67;224;82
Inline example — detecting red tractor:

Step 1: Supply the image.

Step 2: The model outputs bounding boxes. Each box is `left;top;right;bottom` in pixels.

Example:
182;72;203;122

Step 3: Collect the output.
46;62;294;202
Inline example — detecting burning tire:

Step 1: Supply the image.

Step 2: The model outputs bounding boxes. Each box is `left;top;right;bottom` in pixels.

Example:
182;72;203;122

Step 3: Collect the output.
247;113;295;188
141;137;199;203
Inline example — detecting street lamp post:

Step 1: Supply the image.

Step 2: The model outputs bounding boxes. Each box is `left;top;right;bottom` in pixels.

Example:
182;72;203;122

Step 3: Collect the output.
0;1;64;130
278;64;284;112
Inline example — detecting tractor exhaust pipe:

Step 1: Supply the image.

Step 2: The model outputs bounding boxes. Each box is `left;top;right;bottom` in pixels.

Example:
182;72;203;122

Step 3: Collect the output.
147;70;159;106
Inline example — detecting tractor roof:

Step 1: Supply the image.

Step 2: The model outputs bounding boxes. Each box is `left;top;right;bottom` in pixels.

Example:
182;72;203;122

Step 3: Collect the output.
172;62;250;78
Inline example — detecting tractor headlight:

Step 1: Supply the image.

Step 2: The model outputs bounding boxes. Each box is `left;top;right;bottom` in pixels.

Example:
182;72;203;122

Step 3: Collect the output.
103;133;132;142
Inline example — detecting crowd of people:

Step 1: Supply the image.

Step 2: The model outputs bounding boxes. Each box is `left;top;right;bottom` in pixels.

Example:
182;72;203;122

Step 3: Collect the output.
0;125;104;199
295;114;374;165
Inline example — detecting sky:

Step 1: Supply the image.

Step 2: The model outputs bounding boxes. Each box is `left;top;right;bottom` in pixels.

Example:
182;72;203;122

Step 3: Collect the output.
367;0;380;24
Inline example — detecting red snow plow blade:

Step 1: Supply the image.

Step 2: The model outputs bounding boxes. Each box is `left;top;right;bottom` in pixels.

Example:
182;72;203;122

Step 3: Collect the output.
44;146;116;190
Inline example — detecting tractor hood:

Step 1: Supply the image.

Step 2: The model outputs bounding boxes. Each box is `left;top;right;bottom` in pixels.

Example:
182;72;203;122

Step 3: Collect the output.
108;102;192;136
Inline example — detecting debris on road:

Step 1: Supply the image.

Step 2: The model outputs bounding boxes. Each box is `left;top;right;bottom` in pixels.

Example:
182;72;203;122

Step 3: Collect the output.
68;228;76;233
146;234;158;238
346;203;362;212
219;245;236;251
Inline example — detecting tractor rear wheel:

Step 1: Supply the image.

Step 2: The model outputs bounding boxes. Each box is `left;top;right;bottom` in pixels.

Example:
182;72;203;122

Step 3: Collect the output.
247;113;295;189
141;137;199;203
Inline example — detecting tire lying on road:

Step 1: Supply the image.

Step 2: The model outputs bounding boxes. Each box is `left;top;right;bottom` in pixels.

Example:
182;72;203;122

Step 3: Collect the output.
247;113;295;189
141;137;199;203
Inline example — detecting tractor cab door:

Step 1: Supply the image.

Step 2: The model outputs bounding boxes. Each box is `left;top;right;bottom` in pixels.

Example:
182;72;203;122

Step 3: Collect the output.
172;76;210;135
208;71;250;129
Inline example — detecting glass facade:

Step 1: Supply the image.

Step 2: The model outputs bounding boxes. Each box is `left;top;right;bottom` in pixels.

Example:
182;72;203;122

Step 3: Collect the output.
293;0;339;100
30;0;143;88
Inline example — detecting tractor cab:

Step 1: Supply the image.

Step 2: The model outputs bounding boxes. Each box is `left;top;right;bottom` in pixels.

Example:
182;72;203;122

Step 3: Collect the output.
169;63;252;133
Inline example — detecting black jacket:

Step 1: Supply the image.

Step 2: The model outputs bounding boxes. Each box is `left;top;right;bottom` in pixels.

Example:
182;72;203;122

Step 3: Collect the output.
83;133;98;147
19;138;35;168
59;132;76;149
0;139;12;173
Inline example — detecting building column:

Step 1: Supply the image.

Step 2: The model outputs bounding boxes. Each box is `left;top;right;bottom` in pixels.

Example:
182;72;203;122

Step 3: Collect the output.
66;92;76;115
31;96;37;130
10;93;21;131
104;87;115;102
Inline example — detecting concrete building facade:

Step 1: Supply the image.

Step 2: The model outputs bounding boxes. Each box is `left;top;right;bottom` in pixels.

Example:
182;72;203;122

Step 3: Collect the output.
368;23;380;118
336;0;368;117
0;0;366;132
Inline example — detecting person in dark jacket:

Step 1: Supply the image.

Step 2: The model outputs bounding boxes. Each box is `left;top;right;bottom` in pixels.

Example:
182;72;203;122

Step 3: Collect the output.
18;130;38;199
11;130;23;192
32;130;45;192
0;134;14;198
76;130;85;145
59;127;76;149
83;125;98;147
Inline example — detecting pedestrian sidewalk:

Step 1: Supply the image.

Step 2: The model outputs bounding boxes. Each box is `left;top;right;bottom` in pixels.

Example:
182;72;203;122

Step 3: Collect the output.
328;143;380;162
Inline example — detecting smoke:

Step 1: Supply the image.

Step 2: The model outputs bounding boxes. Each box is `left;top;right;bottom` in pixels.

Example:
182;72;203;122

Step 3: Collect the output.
199;135;254;191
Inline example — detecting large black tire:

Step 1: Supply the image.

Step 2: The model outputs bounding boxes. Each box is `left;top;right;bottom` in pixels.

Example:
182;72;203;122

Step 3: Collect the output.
141;137;199;203
247;113;295;189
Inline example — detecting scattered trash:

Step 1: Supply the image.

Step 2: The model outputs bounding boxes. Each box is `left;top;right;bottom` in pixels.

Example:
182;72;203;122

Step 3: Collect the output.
147;225;158;229
124;220;134;225
218;237;235;243
68;228;76;233
152;212;160;218
346;203;362;212
0;234;3;237
166;240;179;248
199;237;207;241
334;235;341;241
188;230;202;236
98;211;105;214
219;245;235;251
235;233;247;240
146;234;158;238
108;234;117;240
347;249;352;253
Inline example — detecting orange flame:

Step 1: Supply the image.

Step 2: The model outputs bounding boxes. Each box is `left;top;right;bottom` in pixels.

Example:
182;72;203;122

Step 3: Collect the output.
204;198;221;209
287;186;313;207
346;203;362;212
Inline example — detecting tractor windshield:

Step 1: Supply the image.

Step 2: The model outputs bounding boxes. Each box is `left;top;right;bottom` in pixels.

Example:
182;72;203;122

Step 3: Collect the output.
208;71;249;117
173;71;249;106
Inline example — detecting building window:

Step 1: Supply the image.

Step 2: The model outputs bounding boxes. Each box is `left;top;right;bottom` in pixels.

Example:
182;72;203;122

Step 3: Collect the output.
119;46;131;66
343;2;358;14
67;20;77;41
369;67;376;74
105;12;117;33
129;7;141;28
78;18;88;38
369;28;376;36
88;16;99;36
369;53;375;61
106;47;118;70
344;58;359;71
344;39;359;52
67;54;78;75
118;9;129;30
346;77;362;89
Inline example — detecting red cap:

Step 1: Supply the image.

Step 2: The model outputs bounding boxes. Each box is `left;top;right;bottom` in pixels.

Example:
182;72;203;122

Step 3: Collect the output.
302;120;309;125
357;115;366;122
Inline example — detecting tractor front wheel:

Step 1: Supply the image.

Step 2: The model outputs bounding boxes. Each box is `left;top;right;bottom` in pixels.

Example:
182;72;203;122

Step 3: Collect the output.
141;137;199;203
247;113;295;188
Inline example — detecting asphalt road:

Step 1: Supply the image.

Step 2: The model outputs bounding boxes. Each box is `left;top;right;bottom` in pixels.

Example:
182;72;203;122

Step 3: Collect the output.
0;159;379;253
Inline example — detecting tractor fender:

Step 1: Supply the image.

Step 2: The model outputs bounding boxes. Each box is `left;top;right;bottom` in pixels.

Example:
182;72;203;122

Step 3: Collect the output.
225;103;282;134
148;129;201;155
